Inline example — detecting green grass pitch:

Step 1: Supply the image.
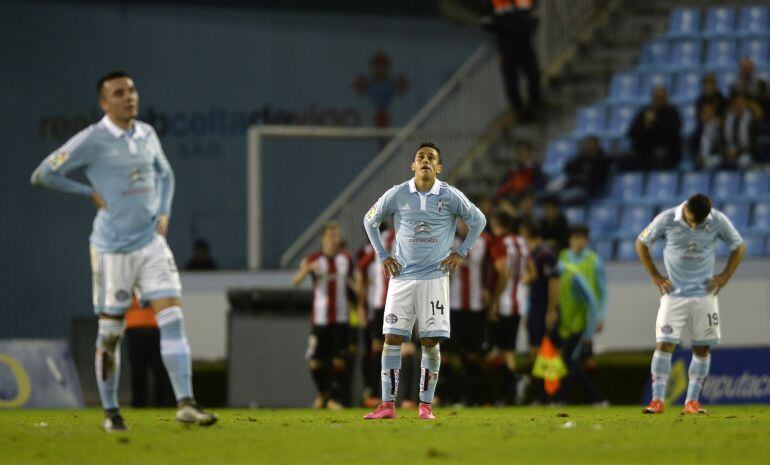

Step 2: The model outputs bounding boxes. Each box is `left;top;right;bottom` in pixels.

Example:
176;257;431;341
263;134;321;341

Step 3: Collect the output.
2;406;770;464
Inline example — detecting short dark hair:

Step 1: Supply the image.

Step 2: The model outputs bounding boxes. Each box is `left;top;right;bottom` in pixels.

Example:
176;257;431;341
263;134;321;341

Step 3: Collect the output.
686;193;712;224
520;219;542;238
569;224;590;238
97;70;131;97
416;141;441;161
491;208;514;231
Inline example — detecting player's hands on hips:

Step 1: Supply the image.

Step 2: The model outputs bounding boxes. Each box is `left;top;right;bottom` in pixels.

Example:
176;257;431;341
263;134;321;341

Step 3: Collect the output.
156;214;169;237
440;252;464;273
382;257;402;278
92;191;107;210
651;272;673;295
706;273;730;295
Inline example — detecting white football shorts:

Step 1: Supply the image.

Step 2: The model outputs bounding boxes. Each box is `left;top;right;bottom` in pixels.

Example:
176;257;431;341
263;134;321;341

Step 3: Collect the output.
382;276;450;340
655;294;721;346
90;234;182;316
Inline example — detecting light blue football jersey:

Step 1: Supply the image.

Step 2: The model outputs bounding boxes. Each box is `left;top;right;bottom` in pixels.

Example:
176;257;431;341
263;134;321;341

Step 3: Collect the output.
638;202;743;297
31;115;174;253
363;178;486;281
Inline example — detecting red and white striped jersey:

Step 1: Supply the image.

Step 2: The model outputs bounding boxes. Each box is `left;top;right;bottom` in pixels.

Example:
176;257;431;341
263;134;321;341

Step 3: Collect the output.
490;233;529;317
306;251;354;326
450;231;493;312
357;230;396;314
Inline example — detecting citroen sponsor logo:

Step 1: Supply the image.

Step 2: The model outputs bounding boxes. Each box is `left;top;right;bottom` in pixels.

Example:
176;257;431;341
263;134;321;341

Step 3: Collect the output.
414;222;431;234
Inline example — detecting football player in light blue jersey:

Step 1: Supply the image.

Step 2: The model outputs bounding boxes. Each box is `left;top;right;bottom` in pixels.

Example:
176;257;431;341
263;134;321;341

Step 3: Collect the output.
636;194;745;415
362;142;486;420
31;71;216;431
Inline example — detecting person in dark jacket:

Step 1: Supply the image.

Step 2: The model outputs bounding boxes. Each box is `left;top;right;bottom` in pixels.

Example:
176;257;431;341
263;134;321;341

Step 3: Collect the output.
626;86;682;170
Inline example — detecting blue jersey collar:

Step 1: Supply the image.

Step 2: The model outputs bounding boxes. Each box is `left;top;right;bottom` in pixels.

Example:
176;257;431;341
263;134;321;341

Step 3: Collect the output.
408;178;441;195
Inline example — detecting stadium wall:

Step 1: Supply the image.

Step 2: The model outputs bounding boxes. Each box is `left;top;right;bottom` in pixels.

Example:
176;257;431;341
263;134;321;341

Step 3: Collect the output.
0;0;484;338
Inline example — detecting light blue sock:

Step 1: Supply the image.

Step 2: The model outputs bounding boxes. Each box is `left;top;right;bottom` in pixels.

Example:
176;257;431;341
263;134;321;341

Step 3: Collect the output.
686;354;711;402
95;319;125;411
651;349;672;401
381;344;402;402
156;306;193;401
419;344;441;404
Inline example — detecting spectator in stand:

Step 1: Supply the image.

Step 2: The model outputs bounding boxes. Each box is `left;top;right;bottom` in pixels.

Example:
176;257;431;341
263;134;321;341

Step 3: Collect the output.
540;197;569;252
723;93;760;169
545;135;611;204
495;140;544;198
696;73;727;118
185;239;218;270
691;102;725;170
626;85;682;170
487;0;542;121
125;295;175;408
729;58;768;104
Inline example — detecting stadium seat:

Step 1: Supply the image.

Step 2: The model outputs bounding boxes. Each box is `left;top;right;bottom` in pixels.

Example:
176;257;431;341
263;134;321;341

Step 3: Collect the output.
679;103;697;137
680;172;711;197
639;39;669;70
564;206;586;225
668;40;702;70
588;204;619;233
606;104;638;137
667;8;701;38
638;71;673;100
720;202;751;229
610;173;645;201
703;7;736;38
608;72;640;104
592;240;615;261
616;239;637;261
705;39;737;70
741;38;769;65
742;232;766;257
742;171;770;200
619;205;654;237
645;171;680;203
573;104;607;137
671;70;702;104
716;69;738;94
751;202;770;231
712;171;742;201
737;6;770;38
543;138;577;176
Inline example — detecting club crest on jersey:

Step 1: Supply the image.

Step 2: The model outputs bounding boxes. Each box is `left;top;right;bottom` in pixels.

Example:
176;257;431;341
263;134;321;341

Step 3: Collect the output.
128;168;144;186
414;222;431;234
47;150;69;171
437;200;445;213
385;313;398;324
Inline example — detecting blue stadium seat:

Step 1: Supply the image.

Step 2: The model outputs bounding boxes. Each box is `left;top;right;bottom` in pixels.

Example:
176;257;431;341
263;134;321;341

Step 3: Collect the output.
742;171;770;200
716;69;738;94
610;173;645;201
720;202;750;229
766;236;770;256
619;205;654;236
742;232;767;257
705;39;738;70
712;171;742;201
638;71;673;100
564;206;586;225
679;103;697;137
573;104;607;137
592;240;615;261
680;172;711;197
737;6;770;38
667;8;701;38
671;70;702;104
741;38;769;65
703;7;736;38
668;40;702;70
608;72;640;104
543;138;577;176
645;171;680;202
751;202;770;231
639;39;669;70
588;204;619;233
606;104;638;137
616;239;637;261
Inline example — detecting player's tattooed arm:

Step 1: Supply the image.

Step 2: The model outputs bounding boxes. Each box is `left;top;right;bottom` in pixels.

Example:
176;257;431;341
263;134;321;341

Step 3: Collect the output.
635;239;673;294
381;257;402;278
707;242;746;294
